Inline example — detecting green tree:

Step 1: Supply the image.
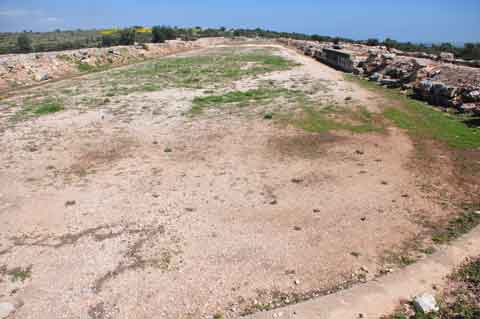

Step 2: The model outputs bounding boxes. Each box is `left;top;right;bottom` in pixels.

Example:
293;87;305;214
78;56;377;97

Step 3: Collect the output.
17;33;33;53
366;38;379;46
101;35;115;47
152;26;176;43
119;28;136;45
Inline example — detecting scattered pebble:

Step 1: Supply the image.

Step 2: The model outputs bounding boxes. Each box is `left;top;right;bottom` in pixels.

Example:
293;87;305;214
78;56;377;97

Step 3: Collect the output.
291;178;303;184
65;200;76;207
293;226;302;231
294;279;300;285
164;147;172;153
355;150;364;155
360;266;369;273
360;217;366;221
269;199;277;205
313;209;320;213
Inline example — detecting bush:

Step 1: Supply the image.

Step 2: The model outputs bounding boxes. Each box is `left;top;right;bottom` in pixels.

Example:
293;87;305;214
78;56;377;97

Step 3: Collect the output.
119;28;136;45
366;38;380;46
101;35;115;47
152;26;176;43
17;33;33;53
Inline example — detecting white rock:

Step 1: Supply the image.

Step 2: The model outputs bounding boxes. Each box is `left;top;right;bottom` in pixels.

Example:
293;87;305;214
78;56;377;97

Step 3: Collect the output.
414;293;439;313
0;302;15;318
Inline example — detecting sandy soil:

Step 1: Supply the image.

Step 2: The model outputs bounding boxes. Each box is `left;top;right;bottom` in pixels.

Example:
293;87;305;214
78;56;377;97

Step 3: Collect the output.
0;44;452;318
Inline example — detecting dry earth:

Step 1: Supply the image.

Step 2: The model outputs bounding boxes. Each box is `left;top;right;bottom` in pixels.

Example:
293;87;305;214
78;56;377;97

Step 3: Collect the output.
0;44;460;318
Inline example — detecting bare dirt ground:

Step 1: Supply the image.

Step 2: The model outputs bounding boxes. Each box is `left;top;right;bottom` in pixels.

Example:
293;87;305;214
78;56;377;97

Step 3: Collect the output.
0;44;460;318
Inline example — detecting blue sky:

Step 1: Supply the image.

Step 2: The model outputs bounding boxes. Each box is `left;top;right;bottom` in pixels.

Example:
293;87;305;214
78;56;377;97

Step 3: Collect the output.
0;0;479;43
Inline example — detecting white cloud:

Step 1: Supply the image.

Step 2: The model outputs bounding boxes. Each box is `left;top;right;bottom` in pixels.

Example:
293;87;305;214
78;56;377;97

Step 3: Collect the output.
0;9;42;17
45;17;60;23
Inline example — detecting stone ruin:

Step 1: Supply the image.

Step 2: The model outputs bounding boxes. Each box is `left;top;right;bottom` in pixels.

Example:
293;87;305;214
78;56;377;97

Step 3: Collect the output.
278;38;480;115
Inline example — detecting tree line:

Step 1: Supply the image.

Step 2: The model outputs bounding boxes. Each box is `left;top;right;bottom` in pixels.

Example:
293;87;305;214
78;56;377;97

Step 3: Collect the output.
9;26;480;61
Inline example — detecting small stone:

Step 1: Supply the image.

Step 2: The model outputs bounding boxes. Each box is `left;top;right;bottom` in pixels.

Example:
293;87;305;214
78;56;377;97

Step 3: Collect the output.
152;141;158;145
293;226;302;231
414;293;439;314
401;194;409;198
291;178;303;184
152;194;159;198
164;147;172;153
345;96;352;101
65;200;76;207
474;210;480;215
355;150;364;155
360;217;366;221
269;199;277;205
381;181;388;185
313;209;320;213
0;302;15;318
263;112;273;120
294;279;300;285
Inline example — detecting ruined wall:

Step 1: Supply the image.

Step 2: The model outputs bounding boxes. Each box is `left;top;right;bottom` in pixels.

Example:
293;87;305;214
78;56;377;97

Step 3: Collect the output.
278;38;480;115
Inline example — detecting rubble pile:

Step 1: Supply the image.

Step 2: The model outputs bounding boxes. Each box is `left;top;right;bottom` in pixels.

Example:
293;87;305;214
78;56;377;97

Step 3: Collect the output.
0;37;228;92
279;38;480;115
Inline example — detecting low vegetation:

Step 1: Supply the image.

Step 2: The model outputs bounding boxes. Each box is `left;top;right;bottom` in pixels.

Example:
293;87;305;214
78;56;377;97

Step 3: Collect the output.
293;104;384;134
345;75;480;149
13;97;64;121
431;210;480;244
386;257;480;319
103;48;297;93
191;88;292;114
7;266;32;282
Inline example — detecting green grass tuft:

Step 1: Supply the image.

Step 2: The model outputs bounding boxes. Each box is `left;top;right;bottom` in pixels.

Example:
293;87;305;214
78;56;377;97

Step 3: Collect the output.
8;266;32;282
190;88;291;114
345;74;480;149
294;105;384;134
431;211;480;244
456;258;480;285
13;97;64;121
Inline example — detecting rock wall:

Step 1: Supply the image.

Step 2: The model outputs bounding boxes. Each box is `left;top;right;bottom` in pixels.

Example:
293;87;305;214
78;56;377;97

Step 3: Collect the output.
279;38;480;115
0;37;228;92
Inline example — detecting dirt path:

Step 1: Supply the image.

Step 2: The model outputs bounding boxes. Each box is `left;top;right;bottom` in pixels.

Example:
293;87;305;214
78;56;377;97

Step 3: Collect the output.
0;44;456;318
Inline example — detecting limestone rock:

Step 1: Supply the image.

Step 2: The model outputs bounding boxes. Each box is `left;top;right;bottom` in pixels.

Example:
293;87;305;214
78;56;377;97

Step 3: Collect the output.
413;293;439;314
0;303;15;318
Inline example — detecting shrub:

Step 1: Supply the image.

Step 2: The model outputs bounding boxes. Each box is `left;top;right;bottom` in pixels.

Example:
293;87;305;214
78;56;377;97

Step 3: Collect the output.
119;28;136;45
152;26;177;43
101;35;116;47
17;33;33;53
